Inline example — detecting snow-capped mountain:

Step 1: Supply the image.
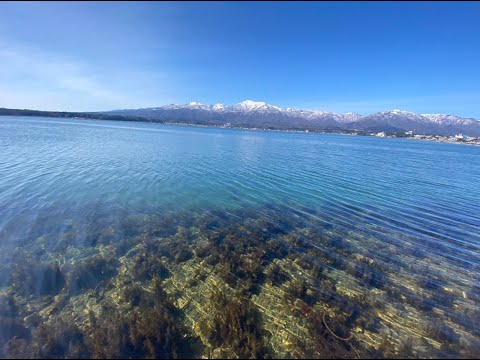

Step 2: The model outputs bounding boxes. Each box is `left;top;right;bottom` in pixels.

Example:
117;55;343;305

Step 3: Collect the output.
421;114;478;126
231;100;282;112
378;109;425;121
186;101;205;109
339;112;362;123
211;103;225;111
346;110;480;135
105;100;480;136
141;100;351;118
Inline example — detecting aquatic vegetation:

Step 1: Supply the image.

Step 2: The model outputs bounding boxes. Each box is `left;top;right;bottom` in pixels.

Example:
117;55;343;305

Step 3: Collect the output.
345;259;387;289
65;255;118;295
0;202;479;358
304;307;360;358
130;250;170;282
123;284;147;307
30;318;89;358
89;308;187;358
8;259;65;297
0;292;19;318
285;278;317;306
89;285;199;359
3;317;89;359
425;318;460;344
192;240;217;259
0;318;30;358
265;263;289;286
0;293;28;357
206;290;267;359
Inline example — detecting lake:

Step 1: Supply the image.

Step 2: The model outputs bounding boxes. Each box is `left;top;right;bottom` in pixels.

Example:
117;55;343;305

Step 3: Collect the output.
0;116;479;358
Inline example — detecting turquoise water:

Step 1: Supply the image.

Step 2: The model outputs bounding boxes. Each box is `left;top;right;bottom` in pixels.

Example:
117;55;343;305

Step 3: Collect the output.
0;116;479;358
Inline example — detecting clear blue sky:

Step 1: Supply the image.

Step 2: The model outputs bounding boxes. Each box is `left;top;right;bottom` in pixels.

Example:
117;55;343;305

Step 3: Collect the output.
0;1;479;117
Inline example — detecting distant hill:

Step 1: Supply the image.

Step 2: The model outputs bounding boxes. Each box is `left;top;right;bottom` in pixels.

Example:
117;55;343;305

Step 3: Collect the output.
0;108;151;123
106;100;480;136
2;100;480;136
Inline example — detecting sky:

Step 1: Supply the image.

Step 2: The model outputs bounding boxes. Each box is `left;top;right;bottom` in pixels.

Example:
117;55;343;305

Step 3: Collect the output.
0;1;479;117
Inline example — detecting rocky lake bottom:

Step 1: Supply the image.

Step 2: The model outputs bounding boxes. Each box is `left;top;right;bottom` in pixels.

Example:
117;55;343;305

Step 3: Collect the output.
1;202;479;359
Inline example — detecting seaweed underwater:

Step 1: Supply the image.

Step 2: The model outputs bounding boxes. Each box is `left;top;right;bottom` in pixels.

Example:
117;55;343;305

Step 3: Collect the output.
0;202;479;359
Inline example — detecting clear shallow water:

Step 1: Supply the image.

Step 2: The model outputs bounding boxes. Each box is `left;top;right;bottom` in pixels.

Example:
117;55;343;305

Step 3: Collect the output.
0;116;479;358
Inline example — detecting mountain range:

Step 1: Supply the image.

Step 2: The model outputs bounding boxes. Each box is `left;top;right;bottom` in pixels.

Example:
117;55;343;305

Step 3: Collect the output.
105;100;480;136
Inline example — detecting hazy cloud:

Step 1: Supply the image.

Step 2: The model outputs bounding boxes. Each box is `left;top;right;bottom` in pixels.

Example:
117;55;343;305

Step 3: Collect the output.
0;41;176;111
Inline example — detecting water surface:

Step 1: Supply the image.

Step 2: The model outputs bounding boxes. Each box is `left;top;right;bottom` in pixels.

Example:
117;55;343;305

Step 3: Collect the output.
0;116;479;358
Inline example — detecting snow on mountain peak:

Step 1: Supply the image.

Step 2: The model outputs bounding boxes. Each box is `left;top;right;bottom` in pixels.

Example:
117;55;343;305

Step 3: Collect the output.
145;102;478;129
339;112;362;122
187;101;203;107
160;103;181;110
240;100;264;106
236;100;266;109
421;114;474;125
212;103;225;111
234;100;281;112
387;109;416;115
376;109;423;120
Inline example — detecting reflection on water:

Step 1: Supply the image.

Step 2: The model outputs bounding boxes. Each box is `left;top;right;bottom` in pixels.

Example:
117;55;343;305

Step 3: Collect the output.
0;116;479;358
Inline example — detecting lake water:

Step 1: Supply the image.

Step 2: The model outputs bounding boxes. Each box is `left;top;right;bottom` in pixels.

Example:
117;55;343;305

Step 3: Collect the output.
0;116;479;358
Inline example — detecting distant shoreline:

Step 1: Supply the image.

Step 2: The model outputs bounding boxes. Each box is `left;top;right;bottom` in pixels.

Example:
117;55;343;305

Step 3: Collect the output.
1;112;479;147
151;121;480;147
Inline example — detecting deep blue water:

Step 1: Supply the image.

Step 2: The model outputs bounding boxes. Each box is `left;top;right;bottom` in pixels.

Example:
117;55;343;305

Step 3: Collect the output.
1;116;479;358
